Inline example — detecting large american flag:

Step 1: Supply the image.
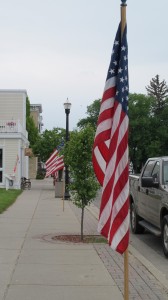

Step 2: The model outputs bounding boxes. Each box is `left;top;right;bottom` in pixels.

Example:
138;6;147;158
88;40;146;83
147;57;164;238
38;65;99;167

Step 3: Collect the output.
92;23;129;254
45;149;64;178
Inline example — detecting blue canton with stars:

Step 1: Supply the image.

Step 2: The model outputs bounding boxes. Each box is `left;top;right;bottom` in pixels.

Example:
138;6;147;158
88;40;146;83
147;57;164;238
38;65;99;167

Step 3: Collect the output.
106;23;129;115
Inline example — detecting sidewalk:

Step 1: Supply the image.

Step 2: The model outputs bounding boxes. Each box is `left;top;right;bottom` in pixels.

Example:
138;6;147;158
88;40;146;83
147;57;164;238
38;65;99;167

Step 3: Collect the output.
0;179;123;300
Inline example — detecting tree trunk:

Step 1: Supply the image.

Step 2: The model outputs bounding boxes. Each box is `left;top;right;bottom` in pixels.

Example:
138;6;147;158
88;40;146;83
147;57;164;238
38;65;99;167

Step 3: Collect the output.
81;206;84;241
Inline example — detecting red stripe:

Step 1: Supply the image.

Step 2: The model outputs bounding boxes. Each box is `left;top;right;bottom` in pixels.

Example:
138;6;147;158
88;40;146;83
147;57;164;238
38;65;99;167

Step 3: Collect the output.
116;229;129;254
102;86;116;103
92;155;105;186
97;107;114;126
92;22;129;254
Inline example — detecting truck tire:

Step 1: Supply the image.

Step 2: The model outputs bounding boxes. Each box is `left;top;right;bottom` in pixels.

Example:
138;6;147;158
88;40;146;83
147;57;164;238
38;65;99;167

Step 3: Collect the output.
130;202;144;234
162;215;168;258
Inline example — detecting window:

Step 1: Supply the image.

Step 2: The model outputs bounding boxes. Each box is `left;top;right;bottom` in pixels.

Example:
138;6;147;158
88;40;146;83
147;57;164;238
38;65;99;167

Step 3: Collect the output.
151;161;160;182
142;160;155;177
163;161;168;184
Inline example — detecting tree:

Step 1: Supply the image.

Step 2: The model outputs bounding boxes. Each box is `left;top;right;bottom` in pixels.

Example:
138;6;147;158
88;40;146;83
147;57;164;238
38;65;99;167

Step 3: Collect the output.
146;75;168;156
32;127;66;162
129;90;168;172
63;126;99;240
129;93;155;172
146;74;168;114
77;99;101;129
26;97;39;148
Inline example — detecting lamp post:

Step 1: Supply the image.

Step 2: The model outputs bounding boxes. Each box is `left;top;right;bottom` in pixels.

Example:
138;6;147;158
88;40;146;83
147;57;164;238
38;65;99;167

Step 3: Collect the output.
63;98;71;199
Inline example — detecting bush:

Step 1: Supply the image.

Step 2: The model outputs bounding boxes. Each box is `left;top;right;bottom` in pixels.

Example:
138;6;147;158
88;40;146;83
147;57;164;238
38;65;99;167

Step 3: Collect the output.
36;171;45;180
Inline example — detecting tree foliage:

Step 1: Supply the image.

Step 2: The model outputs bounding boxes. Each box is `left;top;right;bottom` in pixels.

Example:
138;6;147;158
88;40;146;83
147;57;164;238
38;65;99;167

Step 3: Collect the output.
26;97;39;148
146;74;168;115
32;127;66;162
129;93;154;171
63;126;99;240
129;86;168;172
77;99;101;129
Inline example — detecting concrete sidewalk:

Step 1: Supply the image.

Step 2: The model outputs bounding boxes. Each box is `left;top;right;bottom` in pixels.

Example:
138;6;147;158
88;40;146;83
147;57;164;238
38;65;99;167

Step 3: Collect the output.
0;179;123;300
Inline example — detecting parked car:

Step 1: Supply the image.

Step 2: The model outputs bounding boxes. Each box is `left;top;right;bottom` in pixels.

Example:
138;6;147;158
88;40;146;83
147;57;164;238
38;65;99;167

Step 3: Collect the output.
129;157;168;258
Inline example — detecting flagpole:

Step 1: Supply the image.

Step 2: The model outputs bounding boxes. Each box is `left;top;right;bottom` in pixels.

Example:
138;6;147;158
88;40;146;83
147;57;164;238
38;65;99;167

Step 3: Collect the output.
121;1;129;300
121;0;127;37
62;170;65;211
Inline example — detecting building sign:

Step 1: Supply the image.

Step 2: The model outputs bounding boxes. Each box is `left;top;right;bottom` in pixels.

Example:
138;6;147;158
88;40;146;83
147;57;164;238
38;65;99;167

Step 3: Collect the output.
25;148;33;156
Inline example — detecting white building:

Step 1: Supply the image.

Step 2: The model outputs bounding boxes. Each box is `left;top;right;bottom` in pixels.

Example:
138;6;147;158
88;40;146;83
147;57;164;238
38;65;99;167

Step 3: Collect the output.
0;90;29;189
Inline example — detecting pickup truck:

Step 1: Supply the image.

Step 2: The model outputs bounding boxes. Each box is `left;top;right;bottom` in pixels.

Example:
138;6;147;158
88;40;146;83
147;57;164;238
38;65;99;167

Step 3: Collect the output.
129;157;168;258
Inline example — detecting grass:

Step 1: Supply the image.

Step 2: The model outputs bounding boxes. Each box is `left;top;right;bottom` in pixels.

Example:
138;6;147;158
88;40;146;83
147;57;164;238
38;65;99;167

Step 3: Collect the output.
84;235;107;243
0;189;22;214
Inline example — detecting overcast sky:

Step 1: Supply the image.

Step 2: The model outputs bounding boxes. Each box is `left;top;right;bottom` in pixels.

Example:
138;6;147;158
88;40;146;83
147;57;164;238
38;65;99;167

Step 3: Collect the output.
0;0;167;130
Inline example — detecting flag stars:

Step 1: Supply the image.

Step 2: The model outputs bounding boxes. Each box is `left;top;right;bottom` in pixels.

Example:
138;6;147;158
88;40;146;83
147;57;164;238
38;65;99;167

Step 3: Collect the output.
109;68;115;74
118;67;123;73
120;77;124;82
121;46;126;51
113;60;118;66
114;40;119;46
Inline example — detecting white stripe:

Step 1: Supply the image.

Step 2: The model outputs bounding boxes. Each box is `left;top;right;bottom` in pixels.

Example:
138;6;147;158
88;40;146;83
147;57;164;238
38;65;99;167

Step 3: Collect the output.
94;146;106;174
46;155;64;171
46;158;57;169
99;128;128;233
97;148;128;234
46;150;58;165
104;114;128;188
98;114;128;233
95;118;112;138
99;97;114;115
46;161;64;177
104;76;116;93
110;213;130;250
109;178;129;234
102;104;123;188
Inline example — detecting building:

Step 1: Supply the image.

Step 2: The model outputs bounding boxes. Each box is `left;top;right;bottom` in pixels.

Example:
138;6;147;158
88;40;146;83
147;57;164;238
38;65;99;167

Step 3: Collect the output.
29;104;43;179
30;104;43;133
0;90;29;189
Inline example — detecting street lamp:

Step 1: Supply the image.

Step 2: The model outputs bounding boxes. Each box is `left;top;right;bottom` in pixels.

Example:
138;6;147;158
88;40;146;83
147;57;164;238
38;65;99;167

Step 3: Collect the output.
63;98;71;199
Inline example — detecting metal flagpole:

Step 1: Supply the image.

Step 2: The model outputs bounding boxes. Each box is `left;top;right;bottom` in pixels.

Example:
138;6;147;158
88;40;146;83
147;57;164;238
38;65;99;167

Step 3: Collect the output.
121;1;129;300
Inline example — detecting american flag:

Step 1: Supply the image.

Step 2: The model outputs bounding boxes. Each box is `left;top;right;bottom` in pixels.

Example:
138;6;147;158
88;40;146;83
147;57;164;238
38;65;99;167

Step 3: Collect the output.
13;154;19;174
45;149;64;178
92;23;129;254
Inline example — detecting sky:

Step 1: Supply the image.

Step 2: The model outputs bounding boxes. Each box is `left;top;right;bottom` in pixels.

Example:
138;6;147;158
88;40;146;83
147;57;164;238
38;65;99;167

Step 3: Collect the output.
0;0;168;131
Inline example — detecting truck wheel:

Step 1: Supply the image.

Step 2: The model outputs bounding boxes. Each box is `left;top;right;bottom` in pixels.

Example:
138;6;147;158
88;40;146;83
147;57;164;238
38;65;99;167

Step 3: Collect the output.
162;215;168;258
130;202;144;234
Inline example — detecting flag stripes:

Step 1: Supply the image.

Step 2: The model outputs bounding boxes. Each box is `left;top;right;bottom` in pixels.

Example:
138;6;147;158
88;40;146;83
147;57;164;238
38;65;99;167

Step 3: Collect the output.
93;23;129;254
45;149;64;178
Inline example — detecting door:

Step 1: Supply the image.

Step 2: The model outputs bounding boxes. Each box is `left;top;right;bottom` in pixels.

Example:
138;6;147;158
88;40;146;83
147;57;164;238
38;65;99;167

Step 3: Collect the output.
147;161;162;227
138;160;156;219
